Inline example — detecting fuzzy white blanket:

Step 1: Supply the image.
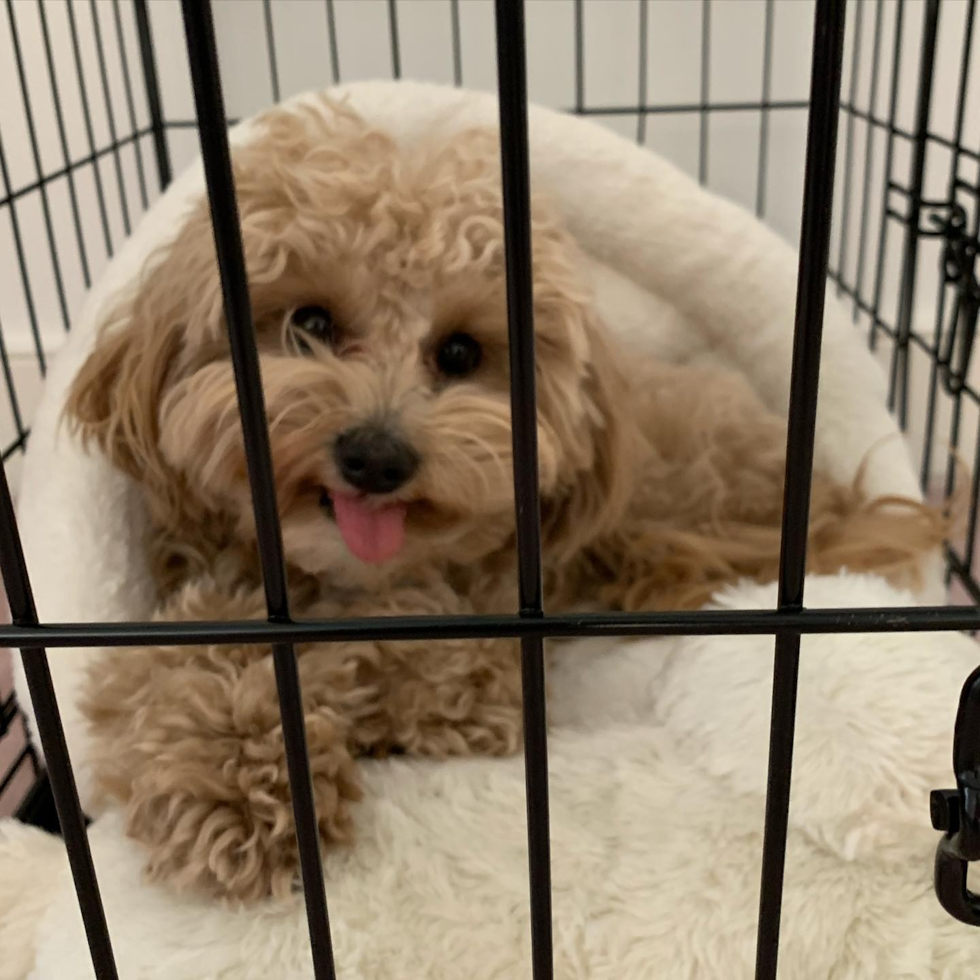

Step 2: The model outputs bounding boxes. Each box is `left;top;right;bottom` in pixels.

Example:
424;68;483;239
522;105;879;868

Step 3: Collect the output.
1;82;974;978
2;575;978;979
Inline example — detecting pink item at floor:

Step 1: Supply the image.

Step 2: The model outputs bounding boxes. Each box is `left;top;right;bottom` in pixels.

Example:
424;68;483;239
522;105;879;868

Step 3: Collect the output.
0;579;32;816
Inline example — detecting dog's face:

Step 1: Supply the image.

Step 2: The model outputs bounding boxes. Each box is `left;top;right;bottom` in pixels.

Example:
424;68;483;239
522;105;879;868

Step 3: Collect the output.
67;102;630;584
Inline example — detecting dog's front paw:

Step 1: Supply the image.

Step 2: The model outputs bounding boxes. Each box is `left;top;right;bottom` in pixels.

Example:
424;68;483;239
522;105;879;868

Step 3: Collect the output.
124;702;361;903
382;636;525;759
89;645;362;904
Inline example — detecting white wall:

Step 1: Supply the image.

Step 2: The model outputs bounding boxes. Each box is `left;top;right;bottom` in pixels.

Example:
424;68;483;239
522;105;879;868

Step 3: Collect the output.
152;0;819;245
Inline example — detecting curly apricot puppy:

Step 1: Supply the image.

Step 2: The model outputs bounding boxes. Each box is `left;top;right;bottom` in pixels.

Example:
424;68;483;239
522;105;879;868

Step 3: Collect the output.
66;98;944;902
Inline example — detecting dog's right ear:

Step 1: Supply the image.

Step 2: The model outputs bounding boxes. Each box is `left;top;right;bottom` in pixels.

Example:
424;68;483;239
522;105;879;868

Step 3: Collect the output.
64;235;201;483
64;195;227;485
64;272;186;486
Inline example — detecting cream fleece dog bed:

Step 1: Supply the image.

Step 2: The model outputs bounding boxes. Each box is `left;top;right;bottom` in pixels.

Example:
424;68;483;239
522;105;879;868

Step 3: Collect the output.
2;82;975;977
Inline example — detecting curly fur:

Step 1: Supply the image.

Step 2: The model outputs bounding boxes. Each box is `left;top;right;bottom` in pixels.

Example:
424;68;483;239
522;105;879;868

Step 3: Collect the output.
64;98;946;903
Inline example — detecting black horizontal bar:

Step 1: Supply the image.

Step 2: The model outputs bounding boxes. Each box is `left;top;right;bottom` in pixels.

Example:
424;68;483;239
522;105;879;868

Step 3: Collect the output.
0;128;155;210
164;117;237;129
107;103;980;163
955;177;980;196
839;100;980;163
160;99;809;134
576;98;808;116
842;309;941;369
3;604;980;649
3;431;29;461
839;101;915;140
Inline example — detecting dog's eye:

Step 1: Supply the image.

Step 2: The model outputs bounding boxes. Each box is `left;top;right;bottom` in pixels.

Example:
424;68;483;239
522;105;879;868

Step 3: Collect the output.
290;305;335;352
436;332;482;378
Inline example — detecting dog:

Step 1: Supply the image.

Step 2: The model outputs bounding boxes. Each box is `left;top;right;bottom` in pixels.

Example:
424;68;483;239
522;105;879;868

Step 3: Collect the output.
65;99;945;903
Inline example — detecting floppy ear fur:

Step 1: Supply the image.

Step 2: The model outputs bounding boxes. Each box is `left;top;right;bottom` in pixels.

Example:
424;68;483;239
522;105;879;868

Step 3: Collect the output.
66;293;184;486
63;200;237;590
540;313;637;564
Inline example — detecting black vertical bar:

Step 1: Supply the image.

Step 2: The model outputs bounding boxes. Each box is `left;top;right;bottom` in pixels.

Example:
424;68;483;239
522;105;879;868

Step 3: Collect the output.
263;0;281;103
0;312;26;441
388;0;401;80
110;0;149;210
36;0;92;288
920;0;974;492
325;0;341;85
940;97;980;516
5;0;71;333
868;0;904;350
754;3;846;979
495;0;544;617
134;0;173;190
67;0;115;256
944;385;965;509
636;0;649;145
776;0;846;650
494;4;553;980
0;130;47;377
756;0;774;218
834;0;863;292
888;0;940;430
574;0;584;113
0;464;117;979
962;415;980;575
699;0;711;187
852;0;884;323
179;4;338;978
89;0;132;236
451;0;462;86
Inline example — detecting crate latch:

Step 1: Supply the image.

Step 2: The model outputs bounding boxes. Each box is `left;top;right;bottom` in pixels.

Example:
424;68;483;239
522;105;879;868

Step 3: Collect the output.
920;202;980;396
931;665;980;926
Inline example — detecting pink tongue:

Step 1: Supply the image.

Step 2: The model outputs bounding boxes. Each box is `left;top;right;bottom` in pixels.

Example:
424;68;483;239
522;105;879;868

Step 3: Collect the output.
331;493;407;564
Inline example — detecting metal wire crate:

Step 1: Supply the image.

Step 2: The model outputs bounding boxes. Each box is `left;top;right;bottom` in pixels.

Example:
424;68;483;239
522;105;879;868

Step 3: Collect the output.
1;0;979;977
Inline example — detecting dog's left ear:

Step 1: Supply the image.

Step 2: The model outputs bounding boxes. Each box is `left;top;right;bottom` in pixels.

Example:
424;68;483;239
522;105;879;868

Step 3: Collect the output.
541;314;636;561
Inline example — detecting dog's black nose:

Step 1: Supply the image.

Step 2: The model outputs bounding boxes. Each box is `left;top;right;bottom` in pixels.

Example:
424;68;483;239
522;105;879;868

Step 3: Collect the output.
333;425;420;495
